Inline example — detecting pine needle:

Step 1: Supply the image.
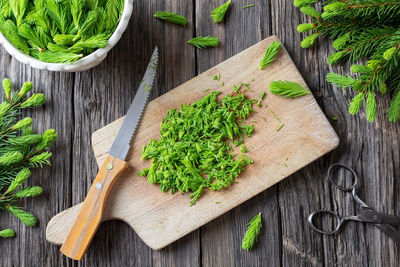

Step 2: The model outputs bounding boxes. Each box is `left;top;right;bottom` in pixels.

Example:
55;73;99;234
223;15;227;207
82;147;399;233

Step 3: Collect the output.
153;11;187;26
269;80;310;98
242;213;262;251
259;41;281;69
242;4;255;9
211;1;231;24
188;36;219;49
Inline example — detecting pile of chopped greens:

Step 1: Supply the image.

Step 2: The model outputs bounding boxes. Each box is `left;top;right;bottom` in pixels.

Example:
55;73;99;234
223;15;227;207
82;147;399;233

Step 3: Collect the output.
0;0;124;63
139;91;260;205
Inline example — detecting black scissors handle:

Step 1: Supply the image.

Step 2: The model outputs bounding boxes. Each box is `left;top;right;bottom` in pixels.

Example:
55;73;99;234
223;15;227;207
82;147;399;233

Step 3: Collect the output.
327;163;358;192
307;209;382;235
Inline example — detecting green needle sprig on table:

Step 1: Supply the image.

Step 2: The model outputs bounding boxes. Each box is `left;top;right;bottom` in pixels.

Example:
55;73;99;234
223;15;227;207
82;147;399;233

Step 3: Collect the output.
0;79;57;238
242;212;262;251
139;90;261;206
294;0;400;122
211;1;231;24
0;0;124;63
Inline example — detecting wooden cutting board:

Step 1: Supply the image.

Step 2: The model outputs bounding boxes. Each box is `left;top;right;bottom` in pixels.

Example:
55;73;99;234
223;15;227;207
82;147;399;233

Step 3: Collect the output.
46;36;339;250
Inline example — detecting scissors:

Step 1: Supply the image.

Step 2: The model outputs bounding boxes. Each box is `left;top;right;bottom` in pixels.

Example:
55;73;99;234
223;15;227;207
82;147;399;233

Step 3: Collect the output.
308;163;400;245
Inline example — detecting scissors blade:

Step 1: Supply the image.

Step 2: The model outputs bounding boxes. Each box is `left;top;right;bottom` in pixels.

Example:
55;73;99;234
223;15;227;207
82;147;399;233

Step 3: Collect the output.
374;224;400;245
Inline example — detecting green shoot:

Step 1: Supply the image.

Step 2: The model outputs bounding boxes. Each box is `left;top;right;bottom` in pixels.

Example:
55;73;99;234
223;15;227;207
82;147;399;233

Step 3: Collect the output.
211;1;231;24
259;41;281;70
153;11;188;26
188;36;219;49
269;80;309;98
242;213;262;251
243;4;255;9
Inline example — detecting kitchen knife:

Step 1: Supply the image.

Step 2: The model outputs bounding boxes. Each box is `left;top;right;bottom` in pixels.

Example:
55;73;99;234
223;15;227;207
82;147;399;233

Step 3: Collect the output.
60;47;159;260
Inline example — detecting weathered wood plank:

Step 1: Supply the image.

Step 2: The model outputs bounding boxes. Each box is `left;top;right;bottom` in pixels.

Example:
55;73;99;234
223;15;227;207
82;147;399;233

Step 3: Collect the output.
194;1;282;267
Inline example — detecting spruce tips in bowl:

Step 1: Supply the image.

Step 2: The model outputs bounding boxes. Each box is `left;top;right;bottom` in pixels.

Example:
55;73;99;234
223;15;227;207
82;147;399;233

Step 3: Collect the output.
0;0;133;72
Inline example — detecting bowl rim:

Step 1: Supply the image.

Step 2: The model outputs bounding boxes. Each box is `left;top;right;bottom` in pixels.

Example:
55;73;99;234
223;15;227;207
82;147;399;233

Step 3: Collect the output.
0;0;134;72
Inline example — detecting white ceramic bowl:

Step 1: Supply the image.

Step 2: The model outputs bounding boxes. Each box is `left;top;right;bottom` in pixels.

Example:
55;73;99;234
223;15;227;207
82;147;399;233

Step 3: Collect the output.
0;0;133;72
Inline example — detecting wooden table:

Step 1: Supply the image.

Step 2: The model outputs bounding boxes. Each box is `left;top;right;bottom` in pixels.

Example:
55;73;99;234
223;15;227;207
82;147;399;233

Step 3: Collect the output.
0;1;399;266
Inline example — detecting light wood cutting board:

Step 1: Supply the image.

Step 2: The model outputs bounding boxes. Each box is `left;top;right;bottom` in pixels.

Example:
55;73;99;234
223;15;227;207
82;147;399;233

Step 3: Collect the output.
46;36;339;250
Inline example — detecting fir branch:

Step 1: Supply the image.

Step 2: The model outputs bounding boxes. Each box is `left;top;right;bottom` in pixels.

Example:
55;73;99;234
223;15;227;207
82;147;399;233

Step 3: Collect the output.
0;78;56;230
211;1;231;24
269;81;310;98
188;36;219;49
242;213;262;251
259;41;281;69
153;11;187;26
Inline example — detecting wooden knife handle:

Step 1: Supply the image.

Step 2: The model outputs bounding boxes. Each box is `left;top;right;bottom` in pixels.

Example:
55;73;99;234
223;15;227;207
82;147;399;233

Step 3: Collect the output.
60;155;129;260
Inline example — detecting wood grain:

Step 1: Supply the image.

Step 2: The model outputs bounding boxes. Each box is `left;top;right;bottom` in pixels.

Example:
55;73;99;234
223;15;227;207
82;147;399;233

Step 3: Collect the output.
1;0;399;266
45;36;339;250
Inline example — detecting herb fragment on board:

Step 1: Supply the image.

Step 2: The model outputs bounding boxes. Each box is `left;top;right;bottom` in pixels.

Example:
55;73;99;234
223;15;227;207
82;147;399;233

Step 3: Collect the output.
211;1;231;23
242;213;262;251
0;79;57;236
243;4;256;9
258;91;265;107
188;36;219;49
259;41;281;70
139;90;261;205
277;123;285;131
212;74;221;81
269;81;309;98
153;11;188;26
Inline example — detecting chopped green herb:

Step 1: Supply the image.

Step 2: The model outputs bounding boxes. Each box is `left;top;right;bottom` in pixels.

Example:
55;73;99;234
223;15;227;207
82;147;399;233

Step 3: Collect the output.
188;36;219;49
257;91;265;107
153;11;188;26
212;74;221;81
234;139;244;147
211;1;231;23
269;80;309;98
242;213;262;251
139;91;262;205
269;110;281;122
203;88;210;92
332;117;338;121
277;123;285;131
260;41;281;70
263;117;267;122
240;145;249;153
233;83;243;93
222;82;225;86
216;201;221;204
242;4;255;9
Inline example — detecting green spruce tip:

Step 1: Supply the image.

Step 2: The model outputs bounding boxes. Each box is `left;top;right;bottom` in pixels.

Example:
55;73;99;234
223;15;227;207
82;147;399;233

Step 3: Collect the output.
211;1;231;24
242;212;262;251
300;6;320;18
293;0;317;8
259;41;281;70
0;229;15;238
349;93;364;115
297;23;315;33
301;33;319;48
6;205;37;227
153;11;188;26
269;80;309;98
2;78;12;100
187;36;219;49
388;89;400;122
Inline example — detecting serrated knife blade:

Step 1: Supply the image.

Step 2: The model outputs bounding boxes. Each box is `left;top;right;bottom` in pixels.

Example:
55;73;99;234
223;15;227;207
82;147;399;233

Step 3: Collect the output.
109;47;158;160
60;47;158;260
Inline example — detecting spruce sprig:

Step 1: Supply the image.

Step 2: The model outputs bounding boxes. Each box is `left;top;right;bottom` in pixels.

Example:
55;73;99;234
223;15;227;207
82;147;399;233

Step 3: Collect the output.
211;1;231;24
0;0;124;63
0;78;57;237
269;80;310;98
295;0;400;122
242;212;262;251
259;41;281;70
153;11;188;26
188;36;219;49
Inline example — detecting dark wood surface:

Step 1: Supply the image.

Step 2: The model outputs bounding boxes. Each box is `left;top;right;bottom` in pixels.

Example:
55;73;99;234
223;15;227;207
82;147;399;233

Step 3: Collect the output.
1;0;399;266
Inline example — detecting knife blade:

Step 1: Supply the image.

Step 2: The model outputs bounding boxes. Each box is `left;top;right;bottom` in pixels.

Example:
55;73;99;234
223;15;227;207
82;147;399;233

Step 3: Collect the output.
60;47;159;260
